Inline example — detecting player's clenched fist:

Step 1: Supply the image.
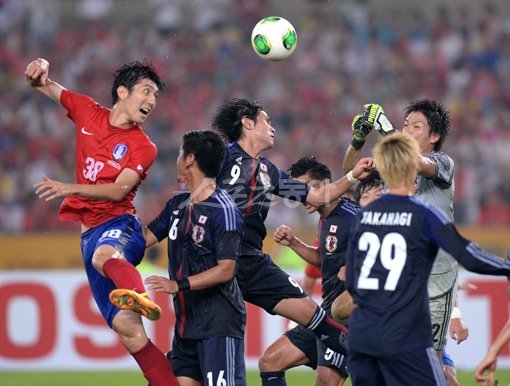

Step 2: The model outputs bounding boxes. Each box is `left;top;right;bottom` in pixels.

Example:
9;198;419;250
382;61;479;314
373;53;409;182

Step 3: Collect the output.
350;113;373;150
24;58;50;87
363;103;397;137
274;225;295;246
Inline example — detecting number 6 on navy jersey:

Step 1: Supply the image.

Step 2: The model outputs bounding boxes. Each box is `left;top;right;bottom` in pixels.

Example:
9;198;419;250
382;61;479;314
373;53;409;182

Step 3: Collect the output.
357;232;407;291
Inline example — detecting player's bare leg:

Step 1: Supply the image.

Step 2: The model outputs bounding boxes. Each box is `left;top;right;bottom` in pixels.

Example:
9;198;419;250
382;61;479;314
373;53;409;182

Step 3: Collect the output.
259;335;309;371
113;311;178;386
112;310;149;352
272;297;348;355
316;366;345;386
91;244;162;320
259;335;308;386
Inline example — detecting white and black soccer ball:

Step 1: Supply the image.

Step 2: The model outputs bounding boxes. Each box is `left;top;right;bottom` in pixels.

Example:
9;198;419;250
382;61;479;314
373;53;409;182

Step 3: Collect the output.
251;16;297;61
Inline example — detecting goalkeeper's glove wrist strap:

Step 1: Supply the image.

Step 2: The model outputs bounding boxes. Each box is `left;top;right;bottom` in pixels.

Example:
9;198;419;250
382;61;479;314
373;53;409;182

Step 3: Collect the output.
351;138;365;150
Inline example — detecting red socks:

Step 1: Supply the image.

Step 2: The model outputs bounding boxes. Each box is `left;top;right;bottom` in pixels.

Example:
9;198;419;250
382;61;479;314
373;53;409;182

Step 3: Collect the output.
132;340;179;386
103;258;145;293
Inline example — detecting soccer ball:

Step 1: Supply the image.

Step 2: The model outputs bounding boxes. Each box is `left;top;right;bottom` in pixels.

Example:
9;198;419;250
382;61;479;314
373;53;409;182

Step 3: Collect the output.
251;16;297;61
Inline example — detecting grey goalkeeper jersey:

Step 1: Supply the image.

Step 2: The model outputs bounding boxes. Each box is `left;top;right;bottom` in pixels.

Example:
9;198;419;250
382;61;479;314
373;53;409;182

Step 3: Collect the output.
415;151;458;297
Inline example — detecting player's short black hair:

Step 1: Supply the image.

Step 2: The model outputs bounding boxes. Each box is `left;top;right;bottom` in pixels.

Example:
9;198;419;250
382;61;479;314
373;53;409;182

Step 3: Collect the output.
354;170;384;203
182;130;225;178
111;60;165;105
405;99;450;151
287;156;331;181
212;98;263;142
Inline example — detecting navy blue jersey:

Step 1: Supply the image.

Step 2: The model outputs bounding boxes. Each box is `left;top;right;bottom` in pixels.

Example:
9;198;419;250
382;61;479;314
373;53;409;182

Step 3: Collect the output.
346;194;510;356
217;142;309;255
148;187;246;339
318;198;360;312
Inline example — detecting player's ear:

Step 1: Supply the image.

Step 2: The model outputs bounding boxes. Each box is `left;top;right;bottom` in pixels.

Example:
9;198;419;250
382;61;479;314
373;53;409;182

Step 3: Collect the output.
241;116;254;131
430;132;440;145
185;153;195;167
116;85;129;101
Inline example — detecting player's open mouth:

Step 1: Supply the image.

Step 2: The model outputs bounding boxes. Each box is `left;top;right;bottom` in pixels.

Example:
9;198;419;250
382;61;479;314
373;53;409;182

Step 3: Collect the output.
139;107;150;116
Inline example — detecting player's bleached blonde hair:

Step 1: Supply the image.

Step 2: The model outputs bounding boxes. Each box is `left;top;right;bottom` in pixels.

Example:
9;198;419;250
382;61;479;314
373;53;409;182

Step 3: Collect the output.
373;132;420;188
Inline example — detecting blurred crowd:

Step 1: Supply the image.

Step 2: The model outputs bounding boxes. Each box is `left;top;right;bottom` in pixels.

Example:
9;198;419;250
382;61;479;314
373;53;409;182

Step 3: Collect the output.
1;0;510;233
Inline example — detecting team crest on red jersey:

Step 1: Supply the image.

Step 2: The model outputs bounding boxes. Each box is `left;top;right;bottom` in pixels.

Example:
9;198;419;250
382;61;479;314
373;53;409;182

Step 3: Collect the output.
113;144;128;160
192;224;205;244
325;235;337;253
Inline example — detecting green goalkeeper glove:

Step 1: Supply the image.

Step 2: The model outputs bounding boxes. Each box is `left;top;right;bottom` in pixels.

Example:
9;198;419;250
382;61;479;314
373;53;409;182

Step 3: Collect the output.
363;103;397;136
351;113;373;150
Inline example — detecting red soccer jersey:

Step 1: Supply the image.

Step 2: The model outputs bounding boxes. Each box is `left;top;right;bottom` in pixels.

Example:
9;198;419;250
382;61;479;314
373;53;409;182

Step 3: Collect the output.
305;263;322;279
59;89;157;228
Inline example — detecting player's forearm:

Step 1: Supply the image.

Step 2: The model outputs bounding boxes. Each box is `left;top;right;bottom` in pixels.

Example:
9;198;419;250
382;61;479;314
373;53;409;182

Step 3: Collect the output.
143;227;158;248
457;243;510;277
73;182;132;201
488;320;510;356
306;176;355;207
342;145;361;176
287;237;320;267
33;79;65;105
187;261;236;290
417;155;436;178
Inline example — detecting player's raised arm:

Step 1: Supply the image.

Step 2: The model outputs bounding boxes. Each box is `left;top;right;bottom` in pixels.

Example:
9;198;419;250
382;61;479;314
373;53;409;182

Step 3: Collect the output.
24;58;66;105
342;104;395;175
428;214;510;276
34;168;140;202
307;156;374;208
274;225;321;267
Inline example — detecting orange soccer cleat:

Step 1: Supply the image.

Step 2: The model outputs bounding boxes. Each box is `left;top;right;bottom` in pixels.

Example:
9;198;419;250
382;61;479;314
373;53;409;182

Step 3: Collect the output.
109;289;161;321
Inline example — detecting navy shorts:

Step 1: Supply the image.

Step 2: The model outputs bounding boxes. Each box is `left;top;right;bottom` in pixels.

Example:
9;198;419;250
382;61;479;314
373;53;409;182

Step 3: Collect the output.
285;325;348;377
236;254;307;312
348;346;447;386
80;214;146;327
170;334;246;385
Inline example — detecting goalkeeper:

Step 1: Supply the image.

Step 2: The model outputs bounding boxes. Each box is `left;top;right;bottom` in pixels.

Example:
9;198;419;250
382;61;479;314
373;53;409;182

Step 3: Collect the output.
343;100;463;385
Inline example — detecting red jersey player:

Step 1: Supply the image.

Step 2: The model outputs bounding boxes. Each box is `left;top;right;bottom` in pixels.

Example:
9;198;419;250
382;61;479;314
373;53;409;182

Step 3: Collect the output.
26;58;178;386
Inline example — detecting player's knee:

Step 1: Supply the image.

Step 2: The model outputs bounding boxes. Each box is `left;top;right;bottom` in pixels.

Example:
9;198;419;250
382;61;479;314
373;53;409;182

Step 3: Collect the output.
316;368;344;386
258;350;284;372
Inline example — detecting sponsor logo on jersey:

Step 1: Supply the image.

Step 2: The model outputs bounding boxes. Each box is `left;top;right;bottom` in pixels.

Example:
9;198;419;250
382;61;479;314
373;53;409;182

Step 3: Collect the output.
198;215;208;224
192;225;204;244
113;144;128;160
329;225;337;233
81;127;94;136
325;235;337;253
260;163;267;172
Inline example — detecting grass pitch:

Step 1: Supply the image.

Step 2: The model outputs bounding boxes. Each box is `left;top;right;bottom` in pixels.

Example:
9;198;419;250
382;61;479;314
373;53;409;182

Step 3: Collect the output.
0;369;508;385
